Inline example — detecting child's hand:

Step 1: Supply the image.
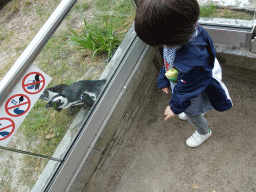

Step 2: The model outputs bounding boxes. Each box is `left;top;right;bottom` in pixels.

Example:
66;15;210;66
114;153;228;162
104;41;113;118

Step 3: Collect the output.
162;87;169;94
164;106;177;121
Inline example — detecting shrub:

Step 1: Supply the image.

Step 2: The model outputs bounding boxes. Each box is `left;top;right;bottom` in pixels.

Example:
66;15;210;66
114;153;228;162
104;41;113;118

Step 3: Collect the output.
69;18;122;59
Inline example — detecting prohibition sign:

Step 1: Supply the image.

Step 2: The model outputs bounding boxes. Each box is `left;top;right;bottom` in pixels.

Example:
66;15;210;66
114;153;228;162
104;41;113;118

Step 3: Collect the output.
22;72;45;94
0;118;15;141
5;94;31;117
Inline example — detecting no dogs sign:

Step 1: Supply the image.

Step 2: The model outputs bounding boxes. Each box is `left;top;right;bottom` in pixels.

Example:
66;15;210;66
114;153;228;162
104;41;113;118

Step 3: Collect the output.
0;65;51;147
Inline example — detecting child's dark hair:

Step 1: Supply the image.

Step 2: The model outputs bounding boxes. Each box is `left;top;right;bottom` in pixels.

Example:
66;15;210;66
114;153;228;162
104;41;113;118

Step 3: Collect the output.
135;0;200;47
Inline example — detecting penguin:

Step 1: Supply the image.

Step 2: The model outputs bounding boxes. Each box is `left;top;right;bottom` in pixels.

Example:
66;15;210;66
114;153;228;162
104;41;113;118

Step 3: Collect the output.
46;79;106;114
40;84;69;102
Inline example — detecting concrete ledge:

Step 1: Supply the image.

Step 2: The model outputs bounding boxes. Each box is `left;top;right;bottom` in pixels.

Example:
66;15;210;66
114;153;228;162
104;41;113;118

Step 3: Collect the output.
83;58;159;192
199;17;254;29
215;44;256;71
64;23;159;191
69;46;159;191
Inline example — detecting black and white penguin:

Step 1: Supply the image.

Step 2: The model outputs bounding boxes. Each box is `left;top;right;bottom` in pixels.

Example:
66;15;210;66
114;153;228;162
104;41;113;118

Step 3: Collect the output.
40;84;69;102
46;79;106;114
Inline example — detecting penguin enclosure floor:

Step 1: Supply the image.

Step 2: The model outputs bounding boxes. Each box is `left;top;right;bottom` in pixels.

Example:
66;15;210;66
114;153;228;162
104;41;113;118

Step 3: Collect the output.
85;64;256;192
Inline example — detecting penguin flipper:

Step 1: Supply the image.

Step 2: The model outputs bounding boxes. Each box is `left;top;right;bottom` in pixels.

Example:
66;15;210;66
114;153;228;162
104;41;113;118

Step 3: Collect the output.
81;93;95;107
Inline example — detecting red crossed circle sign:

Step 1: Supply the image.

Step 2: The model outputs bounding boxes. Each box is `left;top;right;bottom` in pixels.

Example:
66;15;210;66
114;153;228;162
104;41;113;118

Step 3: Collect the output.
22;72;45;94
0;118;15;141
5;94;31;117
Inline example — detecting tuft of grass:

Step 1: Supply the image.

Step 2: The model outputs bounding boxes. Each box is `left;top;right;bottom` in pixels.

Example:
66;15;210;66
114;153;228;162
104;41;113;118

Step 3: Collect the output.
20;98;79;156
5;0;20;13
93;0;136;32
74;2;90;12
200;4;217;17
25;1;32;7
200;4;254;20
69;18;122;59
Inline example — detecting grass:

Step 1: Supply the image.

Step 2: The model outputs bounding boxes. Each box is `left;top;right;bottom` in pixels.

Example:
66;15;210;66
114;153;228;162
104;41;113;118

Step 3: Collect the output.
70;18;122;59
93;0;136;32
19;99;80;156
200;4;217;17
200;4;254;20
73;2;90;12
20;156;48;187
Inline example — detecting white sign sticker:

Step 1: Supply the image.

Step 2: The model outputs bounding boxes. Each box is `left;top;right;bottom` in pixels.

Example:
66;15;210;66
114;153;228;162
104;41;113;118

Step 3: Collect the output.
0;65;52;146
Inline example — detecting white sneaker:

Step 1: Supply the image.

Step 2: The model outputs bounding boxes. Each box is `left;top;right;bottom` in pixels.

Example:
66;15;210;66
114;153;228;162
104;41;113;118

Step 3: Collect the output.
178;112;188;120
186;129;212;147
178;112;206;121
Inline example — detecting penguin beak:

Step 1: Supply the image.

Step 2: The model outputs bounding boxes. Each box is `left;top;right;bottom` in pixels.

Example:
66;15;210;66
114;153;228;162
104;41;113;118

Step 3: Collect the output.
46;101;53;108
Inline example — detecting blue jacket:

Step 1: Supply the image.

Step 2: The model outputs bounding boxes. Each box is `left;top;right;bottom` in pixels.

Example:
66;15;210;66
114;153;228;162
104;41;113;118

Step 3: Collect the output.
158;24;233;115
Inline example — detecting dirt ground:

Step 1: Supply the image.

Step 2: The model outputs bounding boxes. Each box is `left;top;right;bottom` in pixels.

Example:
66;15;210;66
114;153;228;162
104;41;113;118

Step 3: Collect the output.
89;64;256;192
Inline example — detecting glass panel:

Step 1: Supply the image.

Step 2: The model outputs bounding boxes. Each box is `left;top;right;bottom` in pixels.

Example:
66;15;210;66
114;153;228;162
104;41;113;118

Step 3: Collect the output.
0;149;59;191
0;0;136;191
198;0;255;20
0;0;62;80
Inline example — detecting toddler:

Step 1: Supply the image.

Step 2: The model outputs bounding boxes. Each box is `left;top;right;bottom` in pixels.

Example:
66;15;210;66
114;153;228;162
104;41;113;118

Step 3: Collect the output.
134;0;233;147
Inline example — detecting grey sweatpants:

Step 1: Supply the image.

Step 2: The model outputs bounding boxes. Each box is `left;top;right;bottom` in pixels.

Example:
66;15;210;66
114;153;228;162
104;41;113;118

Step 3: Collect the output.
185;113;209;135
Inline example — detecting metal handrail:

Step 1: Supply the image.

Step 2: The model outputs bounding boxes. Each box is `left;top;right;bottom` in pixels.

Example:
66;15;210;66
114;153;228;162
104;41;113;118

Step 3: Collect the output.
0;0;77;106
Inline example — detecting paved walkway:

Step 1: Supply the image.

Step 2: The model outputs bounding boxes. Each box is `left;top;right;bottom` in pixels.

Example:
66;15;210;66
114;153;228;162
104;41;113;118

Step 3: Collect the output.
89;64;256;192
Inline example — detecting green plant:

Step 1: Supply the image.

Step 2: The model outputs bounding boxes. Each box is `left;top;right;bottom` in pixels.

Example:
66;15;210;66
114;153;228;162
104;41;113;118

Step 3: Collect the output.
74;2;90;12
200;4;217;17
69;18;122;59
81;2;90;11
25;1;32;6
6;0;20;13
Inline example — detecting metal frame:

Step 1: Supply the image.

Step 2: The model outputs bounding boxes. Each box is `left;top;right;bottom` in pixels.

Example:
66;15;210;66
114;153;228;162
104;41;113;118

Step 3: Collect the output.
198;18;255;50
